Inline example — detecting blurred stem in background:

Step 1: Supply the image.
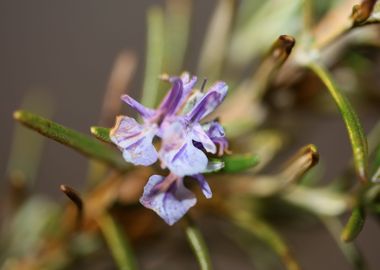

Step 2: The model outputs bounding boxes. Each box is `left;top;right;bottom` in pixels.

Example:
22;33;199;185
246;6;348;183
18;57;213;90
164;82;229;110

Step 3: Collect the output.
98;213;138;270
197;0;237;81
164;0;192;75
141;6;165;108
87;51;138;185
183;215;213;270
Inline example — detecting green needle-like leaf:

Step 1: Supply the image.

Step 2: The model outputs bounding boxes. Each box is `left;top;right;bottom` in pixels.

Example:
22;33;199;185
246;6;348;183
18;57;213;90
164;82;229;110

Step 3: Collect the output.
307;61;368;184
98;213;137;270
164;0;192;74
91;126;112;144
141;6;165;108
341;206;366;242
365;120;380;179
222;154;260;173
13;110;128;172
228;0;301;68
283;186;348;216
371;144;380;181
197;0;235;80
183;216;213;270
7;91;54;189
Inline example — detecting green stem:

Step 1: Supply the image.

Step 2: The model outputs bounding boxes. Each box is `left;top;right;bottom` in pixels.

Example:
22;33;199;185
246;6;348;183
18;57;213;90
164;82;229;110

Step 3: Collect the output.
307;62;368;184
98;213;138;270
183;216;213;270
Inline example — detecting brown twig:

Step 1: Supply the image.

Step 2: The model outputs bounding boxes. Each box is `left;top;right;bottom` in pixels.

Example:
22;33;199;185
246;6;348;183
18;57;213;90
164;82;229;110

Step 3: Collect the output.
60;184;84;229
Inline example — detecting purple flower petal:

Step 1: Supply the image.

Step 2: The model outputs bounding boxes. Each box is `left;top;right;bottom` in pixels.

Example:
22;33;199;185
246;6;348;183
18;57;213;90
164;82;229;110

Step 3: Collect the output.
162;141;209;176
158;79;184;116
187;81;228;122
140;175;196;225
203;121;229;155
180;72;198;98
191;123;217;154
121;95;156;119
192;174;212;199
168;72;197;98
159;118;208;176
110;116;158;166
204;121;225;138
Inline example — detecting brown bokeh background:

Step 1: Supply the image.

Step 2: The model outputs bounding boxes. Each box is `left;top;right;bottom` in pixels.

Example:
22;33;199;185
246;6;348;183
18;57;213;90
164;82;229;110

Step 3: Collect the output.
1;1;380;269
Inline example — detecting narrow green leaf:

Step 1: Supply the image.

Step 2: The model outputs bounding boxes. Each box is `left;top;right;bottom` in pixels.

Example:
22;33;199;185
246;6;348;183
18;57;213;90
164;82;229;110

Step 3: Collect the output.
99;51;137;126
370;143;380;181
197;0;236;80
164;0;192;74
222;154;260;173
98;213;137;270
218;35;295;136
91;126;112;144
368;120;380;153
229;145;319;197
364;183;380;204
7;91;54;188
366;121;380;180
303;0;314;35
234;0;262;28
372;166;380;183
282;186;348;216
321;216;367;269
141;6;165;108
13;110;128;172
341;206;366;242
307;62;368;184
249;130;286;170
234;214;301;270
183;216;213;270
228;0;301;68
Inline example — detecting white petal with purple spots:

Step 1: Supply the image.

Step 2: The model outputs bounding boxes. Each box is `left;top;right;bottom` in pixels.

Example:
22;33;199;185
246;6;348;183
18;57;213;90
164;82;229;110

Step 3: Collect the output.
140;175;196;225
187;81;228;122
191;123;217;154
159;117;208;176
110;116;158;166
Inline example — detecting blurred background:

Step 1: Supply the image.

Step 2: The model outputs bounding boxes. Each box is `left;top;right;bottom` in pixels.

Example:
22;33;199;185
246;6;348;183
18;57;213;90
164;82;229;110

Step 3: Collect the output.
1;0;380;269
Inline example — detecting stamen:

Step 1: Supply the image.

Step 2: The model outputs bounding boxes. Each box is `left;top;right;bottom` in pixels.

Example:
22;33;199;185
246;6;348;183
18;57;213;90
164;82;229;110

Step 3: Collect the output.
200;78;208;92
153;173;179;194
